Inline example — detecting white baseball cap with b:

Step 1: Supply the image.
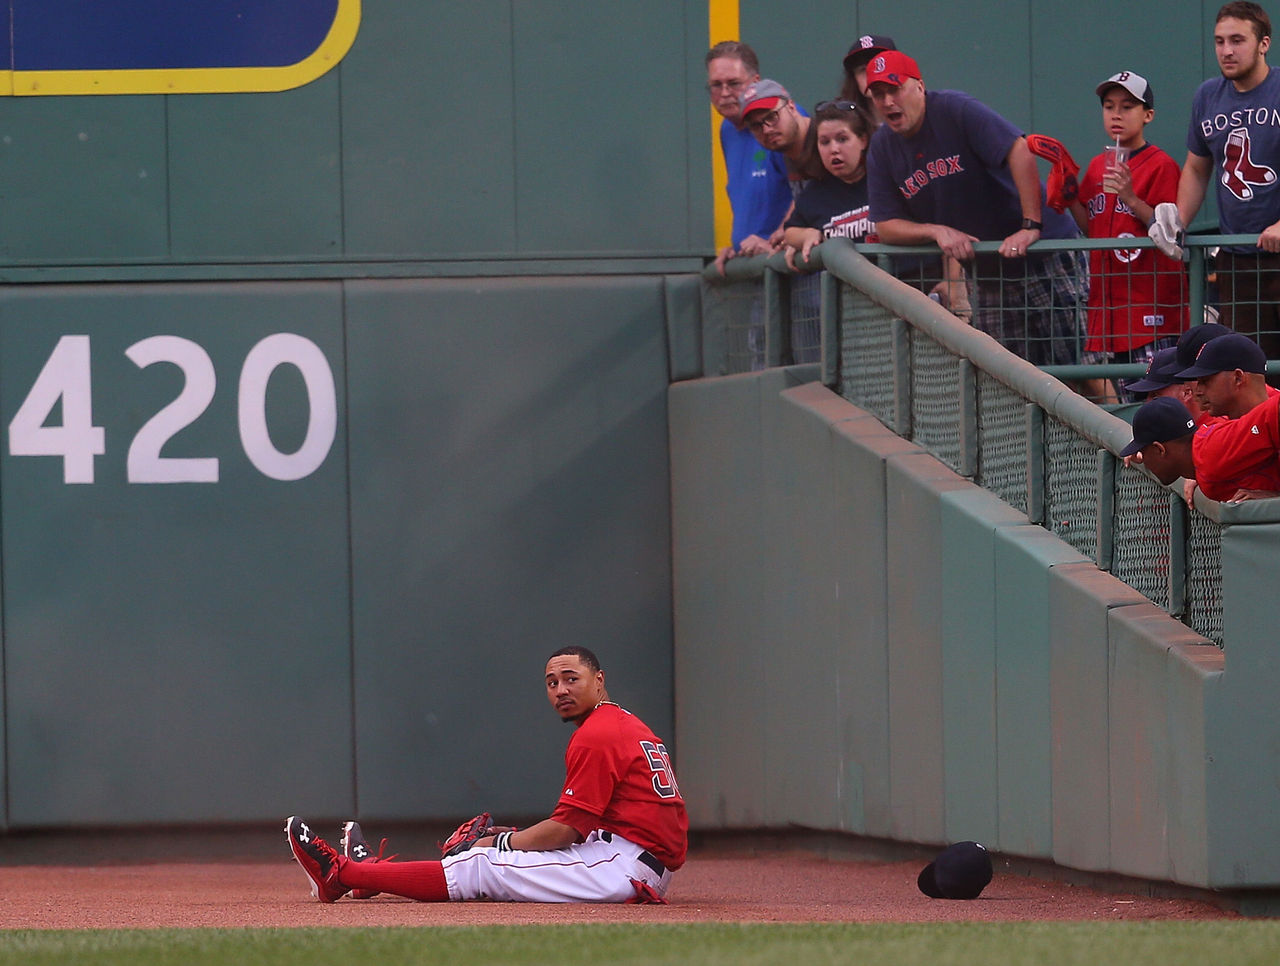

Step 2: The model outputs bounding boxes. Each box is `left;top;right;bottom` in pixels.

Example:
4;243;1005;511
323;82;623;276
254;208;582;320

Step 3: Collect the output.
1096;70;1154;108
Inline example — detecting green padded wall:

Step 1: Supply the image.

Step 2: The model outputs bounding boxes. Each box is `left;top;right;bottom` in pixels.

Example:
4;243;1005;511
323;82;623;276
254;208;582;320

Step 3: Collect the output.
938;488;1029;847
1206;524;1280;887
0;274;676;829
667;368;1266;891
670;370;781;828
830;414;920;838
0;282;354;825
883;452;972;844
1048;564;1150;873
343;276;674;820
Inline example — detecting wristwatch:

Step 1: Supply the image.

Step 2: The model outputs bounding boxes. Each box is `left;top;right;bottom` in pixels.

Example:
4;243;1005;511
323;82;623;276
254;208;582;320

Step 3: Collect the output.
1020;218;1043;230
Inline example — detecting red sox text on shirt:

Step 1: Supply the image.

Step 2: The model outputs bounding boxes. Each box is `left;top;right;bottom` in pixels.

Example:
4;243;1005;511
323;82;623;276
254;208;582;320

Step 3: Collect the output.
897;155;965;199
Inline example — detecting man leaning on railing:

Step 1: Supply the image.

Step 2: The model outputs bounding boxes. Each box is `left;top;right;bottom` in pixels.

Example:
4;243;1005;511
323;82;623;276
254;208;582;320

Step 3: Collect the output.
862;50;1087;369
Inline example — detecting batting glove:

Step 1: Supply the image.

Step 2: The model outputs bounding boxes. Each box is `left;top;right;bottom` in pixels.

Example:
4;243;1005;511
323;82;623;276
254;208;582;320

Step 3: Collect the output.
1148;203;1187;261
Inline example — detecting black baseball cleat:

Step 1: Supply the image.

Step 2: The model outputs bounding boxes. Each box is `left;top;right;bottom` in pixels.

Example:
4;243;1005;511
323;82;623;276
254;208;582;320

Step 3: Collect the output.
341;821;397;900
285;816;349;903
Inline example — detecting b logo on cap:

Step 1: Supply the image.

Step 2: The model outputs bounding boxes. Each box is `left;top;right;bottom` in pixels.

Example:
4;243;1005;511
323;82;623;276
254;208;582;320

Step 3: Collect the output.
873;55;886;72
860;35;874;48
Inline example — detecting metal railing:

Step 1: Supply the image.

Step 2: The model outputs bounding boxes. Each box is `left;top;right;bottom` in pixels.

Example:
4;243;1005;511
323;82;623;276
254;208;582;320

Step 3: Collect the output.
699;235;1280;646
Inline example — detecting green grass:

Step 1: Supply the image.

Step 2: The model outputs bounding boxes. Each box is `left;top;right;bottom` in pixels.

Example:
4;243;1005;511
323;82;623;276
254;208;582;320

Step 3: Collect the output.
1;922;1279;966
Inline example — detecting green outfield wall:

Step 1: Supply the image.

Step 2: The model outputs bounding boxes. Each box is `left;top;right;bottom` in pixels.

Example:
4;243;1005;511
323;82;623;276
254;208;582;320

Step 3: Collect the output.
0;276;677;829
0;0;1268;902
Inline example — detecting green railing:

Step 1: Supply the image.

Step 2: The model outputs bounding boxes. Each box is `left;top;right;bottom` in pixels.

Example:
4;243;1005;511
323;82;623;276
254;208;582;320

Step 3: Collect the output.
699;235;1280;646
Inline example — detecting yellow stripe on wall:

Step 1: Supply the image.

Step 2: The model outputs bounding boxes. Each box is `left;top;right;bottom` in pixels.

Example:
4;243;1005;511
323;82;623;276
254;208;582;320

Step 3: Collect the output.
8;0;359;95
708;0;739;251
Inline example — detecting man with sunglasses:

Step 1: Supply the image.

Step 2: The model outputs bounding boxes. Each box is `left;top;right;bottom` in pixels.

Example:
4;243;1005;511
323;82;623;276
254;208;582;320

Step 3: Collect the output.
706;42;794;274
739;79;828;362
739;79;827;199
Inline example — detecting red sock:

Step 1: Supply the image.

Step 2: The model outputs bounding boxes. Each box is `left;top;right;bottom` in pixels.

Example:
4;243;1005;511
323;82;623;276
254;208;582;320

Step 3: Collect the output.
339;857;450;902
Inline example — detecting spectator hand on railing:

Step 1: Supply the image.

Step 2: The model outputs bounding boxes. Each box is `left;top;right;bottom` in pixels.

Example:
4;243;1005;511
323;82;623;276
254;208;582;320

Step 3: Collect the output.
783;228;822;272
1259;220;1280;254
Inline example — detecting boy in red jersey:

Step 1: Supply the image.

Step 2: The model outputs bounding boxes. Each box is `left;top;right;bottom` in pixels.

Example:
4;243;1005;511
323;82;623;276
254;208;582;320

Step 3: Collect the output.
286;646;687;903
1071;71;1187;403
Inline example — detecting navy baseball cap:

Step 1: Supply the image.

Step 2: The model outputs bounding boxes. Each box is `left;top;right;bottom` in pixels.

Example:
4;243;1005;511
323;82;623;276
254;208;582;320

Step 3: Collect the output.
1176;332;1266;378
844;35;897;72
1175;322;1232;369
918;841;993;899
1124;346;1183;395
1119;396;1198;457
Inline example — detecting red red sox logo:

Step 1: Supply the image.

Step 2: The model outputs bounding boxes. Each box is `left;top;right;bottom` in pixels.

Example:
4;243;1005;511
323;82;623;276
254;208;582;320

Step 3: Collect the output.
1222;126;1277;200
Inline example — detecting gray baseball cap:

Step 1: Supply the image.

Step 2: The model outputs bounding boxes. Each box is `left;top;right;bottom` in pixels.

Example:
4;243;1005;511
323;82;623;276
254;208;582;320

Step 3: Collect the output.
739;79;790;117
1096;70;1154;108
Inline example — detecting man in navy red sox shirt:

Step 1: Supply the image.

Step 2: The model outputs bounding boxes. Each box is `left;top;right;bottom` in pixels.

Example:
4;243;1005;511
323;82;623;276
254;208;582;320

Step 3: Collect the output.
864;50;1087;367
1152;3;1280;361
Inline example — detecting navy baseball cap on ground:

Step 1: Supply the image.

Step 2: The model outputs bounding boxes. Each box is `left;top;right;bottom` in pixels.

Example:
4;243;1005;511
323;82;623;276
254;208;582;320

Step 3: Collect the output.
1119;396;1198;457
843;35;897;72
1124;346;1183;395
917;842;993;899
1177;332;1266;379
1175;322;1232;369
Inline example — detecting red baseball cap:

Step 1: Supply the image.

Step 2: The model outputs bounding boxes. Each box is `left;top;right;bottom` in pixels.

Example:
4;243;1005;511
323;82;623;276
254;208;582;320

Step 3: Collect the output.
865;50;921;88
739;78;790;117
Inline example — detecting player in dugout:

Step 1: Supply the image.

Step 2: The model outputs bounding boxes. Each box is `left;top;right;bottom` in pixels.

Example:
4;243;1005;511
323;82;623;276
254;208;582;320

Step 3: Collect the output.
1122;355;1280;504
286;646;688;903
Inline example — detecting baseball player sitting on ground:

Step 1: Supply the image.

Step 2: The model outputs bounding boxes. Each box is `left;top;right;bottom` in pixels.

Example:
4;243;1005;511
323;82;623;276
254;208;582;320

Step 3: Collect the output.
286;645;688;903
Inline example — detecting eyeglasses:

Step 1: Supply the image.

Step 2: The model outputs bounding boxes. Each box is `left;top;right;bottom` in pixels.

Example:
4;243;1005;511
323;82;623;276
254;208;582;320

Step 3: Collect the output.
706;79;747;94
815;99;861;113
745;102;789;132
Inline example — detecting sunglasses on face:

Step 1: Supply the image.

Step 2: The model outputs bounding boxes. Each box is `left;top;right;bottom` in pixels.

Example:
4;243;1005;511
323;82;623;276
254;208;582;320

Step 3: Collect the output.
745;101;789;132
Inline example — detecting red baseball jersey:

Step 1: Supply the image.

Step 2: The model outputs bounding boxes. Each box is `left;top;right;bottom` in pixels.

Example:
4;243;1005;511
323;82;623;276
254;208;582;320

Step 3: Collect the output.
1193;392;1280;500
551;702;688;870
1080;143;1187;352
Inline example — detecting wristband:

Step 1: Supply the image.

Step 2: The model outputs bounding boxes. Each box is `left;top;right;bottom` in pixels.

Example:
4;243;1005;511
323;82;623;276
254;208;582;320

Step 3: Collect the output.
1020;218;1042;231
495;831;514;851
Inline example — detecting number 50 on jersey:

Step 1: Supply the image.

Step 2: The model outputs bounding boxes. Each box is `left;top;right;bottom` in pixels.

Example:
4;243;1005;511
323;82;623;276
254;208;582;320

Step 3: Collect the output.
7;333;337;484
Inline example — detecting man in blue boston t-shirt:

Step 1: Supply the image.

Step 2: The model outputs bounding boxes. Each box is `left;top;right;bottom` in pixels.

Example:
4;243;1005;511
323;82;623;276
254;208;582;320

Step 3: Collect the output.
1163;2;1280;362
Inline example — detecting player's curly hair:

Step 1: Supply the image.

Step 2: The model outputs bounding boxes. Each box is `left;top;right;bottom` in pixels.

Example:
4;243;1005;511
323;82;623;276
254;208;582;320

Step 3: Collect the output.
548;645;601;674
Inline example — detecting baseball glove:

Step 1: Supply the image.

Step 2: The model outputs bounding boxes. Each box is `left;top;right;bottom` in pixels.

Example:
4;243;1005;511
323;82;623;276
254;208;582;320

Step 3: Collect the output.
1148;202;1187;261
439;812;493;857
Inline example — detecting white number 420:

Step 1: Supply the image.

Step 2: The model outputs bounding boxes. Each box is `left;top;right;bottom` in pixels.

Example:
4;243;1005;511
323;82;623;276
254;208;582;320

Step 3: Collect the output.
7;334;337;485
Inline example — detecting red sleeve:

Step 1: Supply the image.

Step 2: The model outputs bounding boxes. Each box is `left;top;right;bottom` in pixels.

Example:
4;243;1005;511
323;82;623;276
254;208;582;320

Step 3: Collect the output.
1193;395;1280;499
553;721;620;820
